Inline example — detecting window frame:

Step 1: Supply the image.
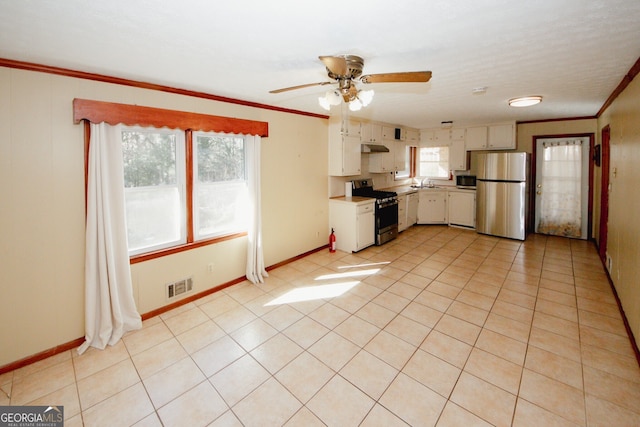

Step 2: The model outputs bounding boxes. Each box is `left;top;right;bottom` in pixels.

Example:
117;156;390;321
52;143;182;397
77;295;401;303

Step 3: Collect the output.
75;98;268;263
418;145;450;179
192;131;249;241
122;126;187;256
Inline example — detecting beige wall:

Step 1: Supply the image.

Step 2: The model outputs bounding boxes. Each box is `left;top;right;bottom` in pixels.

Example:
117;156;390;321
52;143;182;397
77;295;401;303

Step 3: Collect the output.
514;83;640;349
597;75;640;347
517;119;601;239
0;67;329;367
516;119;598;153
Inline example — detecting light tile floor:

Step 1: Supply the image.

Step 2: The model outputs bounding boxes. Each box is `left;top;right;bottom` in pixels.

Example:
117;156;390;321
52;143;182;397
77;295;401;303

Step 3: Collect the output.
2;226;640;426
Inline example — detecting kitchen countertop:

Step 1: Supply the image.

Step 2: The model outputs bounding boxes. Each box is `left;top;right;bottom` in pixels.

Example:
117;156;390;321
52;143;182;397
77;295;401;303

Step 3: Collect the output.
329;195;376;205
447;187;477;193
330;185;476;202
387;184;458;195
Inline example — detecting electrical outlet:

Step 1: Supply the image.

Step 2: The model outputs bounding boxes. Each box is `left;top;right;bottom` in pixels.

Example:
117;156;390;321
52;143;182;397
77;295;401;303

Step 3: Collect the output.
207;263;214;273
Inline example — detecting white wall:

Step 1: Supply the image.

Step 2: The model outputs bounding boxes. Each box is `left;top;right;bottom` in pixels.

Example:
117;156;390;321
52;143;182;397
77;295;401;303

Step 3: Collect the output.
0;67;329;367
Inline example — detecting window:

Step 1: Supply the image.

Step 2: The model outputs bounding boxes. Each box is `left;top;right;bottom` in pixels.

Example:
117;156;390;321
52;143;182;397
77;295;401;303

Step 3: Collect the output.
193;132;248;239
122;127;186;255
121;126;248;256
76;98;268;261
418;146;450;178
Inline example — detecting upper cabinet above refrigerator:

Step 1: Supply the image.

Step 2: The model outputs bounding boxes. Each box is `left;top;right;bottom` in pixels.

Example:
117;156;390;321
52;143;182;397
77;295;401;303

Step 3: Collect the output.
466;123;516;150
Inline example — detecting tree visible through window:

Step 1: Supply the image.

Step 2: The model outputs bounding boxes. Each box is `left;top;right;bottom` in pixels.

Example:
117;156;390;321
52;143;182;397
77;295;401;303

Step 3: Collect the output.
121;127;249;256
122;128;186;255
194;133;248;239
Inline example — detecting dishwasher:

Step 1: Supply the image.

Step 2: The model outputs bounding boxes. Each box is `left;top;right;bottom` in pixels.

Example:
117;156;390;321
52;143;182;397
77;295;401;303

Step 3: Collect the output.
406;191;419;227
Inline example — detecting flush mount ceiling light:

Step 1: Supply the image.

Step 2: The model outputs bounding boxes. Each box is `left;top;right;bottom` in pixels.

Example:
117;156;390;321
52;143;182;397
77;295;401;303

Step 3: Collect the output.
509;96;542;107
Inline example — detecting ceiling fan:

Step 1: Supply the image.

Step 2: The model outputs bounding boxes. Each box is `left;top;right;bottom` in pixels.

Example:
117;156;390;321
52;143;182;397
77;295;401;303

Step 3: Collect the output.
269;55;432;111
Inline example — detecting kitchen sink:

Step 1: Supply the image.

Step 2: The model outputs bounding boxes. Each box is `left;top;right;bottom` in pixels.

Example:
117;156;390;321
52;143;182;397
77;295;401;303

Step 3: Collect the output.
410;184;440;189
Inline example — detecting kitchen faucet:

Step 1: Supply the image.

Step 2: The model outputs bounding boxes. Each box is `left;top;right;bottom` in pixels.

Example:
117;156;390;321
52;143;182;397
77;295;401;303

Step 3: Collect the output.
420;177;434;188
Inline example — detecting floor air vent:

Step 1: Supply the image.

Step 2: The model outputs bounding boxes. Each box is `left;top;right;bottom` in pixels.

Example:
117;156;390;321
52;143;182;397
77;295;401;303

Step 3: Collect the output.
167;277;193;300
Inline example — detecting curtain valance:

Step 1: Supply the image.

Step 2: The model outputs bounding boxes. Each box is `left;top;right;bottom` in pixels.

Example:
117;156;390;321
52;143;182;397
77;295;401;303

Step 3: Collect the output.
73;98;269;137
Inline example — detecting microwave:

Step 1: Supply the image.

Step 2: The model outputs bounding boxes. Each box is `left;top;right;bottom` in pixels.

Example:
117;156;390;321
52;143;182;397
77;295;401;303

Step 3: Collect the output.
456;175;476;188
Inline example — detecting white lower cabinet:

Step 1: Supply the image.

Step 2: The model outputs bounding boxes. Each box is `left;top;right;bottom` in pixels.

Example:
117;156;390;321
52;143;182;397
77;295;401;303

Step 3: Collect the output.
398;194;407;232
329;198;375;252
407;192;418;227
448;190;476;228
417;190;448;224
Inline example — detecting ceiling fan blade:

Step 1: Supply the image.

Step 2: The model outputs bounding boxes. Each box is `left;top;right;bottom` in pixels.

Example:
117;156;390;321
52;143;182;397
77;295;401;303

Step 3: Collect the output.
319;55;348;76
360;71;432;84
269;81;333;93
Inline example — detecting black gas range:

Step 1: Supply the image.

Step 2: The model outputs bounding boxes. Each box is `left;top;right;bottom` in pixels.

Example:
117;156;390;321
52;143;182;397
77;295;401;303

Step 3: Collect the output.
351;179;399;245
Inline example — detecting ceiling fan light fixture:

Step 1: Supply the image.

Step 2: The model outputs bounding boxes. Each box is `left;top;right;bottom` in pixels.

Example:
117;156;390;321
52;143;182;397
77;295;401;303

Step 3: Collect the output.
318;96;331;111
509;96;542;107
318;87;373;111
349;98;363;111
358;89;374;107
327;90;341;106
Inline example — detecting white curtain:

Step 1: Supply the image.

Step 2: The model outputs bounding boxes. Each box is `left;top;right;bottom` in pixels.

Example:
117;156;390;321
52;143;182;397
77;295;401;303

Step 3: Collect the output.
537;139;583;238
79;122;141;354
245;135;268;284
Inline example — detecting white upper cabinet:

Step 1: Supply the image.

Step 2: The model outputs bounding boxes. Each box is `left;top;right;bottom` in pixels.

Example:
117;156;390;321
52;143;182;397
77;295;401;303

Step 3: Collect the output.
466;123;515;150
394;140;408;171
487;123;516;149
465;126;488;150
421;128;455;146
405;129;420;144
450;139;467;171
433;129;451;143
420;129;435;146
394;127;419;144
361;122;382;143
368;148;396;172
382;126;396;140
329;134;361;176
451;128;465;141
329;116;361;176
341;117;361;137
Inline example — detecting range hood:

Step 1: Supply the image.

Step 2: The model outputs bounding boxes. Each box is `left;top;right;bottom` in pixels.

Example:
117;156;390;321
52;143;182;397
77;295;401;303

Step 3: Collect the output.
361;144;390;153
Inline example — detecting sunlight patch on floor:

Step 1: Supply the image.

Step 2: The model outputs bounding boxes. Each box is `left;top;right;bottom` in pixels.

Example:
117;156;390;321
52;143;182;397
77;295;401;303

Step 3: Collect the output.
314;268;380;281
265;281;360;306
337;261;390;270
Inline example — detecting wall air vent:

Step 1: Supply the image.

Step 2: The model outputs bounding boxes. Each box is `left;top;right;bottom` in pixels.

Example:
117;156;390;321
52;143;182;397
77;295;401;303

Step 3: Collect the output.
166;277;194;300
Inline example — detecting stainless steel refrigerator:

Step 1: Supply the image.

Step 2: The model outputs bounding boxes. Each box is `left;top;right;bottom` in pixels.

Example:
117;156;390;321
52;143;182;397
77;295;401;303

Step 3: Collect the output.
476;152;529;240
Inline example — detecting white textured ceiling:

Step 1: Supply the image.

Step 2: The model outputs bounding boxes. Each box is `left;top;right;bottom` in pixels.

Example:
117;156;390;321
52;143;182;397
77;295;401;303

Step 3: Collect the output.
2;0;640;129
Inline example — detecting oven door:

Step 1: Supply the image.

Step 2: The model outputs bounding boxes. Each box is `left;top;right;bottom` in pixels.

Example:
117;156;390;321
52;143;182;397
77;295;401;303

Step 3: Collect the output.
376;199;399;244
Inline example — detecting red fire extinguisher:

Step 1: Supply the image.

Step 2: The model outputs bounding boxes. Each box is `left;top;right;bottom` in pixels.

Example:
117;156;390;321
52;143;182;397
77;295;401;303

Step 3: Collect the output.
329;228;336;253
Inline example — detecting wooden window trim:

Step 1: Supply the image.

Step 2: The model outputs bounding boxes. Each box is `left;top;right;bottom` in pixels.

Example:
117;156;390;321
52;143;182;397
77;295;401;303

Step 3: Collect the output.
73;98;269;137
77;98;266;263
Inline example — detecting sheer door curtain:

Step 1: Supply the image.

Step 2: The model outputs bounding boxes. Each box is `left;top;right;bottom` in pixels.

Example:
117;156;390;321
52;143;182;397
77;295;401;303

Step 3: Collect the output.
537;140;582;238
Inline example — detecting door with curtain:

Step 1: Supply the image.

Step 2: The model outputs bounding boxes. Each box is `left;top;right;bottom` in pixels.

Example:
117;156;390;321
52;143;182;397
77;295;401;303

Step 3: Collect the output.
534;137;590;239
